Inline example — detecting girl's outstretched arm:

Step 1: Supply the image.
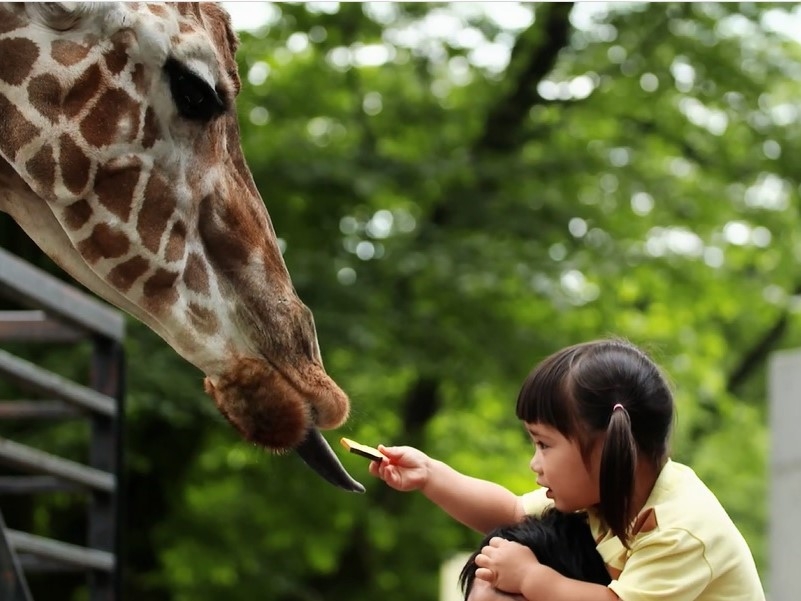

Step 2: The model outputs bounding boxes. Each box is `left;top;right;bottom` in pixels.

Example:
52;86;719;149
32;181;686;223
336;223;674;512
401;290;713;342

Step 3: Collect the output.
370;445;525;533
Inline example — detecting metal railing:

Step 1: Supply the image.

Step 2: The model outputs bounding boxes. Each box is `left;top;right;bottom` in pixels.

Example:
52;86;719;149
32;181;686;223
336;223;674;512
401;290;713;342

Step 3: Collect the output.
0;247;125;601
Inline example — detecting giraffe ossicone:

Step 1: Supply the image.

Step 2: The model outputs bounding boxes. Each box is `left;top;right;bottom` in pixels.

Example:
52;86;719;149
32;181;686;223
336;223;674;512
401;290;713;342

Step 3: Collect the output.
0;2;363;492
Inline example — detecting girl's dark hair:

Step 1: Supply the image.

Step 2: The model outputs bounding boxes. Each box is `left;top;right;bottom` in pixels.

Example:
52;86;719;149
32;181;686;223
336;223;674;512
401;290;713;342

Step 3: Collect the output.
458;509;611;599
515;338;674;546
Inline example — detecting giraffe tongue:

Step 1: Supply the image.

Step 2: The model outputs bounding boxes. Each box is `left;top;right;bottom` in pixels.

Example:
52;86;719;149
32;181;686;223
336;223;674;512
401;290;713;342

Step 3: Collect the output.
296;428;365;493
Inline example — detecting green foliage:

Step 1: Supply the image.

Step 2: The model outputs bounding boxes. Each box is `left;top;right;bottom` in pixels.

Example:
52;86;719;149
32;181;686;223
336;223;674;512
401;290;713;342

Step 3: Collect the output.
3;2;799;599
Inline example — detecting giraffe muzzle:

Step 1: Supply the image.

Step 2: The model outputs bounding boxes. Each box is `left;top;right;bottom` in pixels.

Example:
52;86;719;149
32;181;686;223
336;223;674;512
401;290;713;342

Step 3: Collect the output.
203;358;364;492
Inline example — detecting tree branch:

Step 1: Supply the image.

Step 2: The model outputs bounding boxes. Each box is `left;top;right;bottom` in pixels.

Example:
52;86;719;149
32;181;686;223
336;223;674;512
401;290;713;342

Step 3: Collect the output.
474;2;574;156
726;280;801;395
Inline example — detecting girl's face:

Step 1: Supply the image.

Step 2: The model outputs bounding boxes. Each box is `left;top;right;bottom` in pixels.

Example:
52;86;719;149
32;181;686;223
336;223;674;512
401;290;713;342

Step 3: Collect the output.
525;421;602;512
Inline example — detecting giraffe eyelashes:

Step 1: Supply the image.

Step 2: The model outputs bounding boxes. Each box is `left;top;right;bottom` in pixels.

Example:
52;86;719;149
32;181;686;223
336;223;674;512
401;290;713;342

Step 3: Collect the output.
164;58;226;122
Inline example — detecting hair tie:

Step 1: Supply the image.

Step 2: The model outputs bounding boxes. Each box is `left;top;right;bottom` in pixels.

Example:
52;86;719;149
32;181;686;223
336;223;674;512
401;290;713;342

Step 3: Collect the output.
612;403;625;412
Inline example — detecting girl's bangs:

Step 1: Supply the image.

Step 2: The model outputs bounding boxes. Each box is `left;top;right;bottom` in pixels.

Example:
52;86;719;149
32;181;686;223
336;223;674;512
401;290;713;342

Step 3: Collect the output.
515;351;579;437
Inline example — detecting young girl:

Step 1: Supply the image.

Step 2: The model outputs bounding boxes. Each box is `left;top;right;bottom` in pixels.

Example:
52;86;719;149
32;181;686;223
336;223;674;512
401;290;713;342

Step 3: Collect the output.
369;338;765;601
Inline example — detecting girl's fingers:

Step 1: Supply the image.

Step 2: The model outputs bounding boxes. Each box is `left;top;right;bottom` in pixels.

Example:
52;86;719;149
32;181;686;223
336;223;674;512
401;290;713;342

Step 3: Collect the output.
377;445;405;462
474;567;495;583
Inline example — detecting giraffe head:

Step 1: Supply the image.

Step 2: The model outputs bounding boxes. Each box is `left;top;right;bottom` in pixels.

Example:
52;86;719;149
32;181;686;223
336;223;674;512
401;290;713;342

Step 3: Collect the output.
0;2;363;491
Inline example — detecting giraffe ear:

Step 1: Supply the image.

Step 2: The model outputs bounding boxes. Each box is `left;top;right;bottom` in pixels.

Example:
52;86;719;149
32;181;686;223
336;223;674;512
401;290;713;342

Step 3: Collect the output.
26;2;90;31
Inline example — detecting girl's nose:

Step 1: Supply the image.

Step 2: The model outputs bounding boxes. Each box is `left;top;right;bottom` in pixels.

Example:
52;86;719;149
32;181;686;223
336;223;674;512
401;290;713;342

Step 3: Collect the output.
529;453;542;475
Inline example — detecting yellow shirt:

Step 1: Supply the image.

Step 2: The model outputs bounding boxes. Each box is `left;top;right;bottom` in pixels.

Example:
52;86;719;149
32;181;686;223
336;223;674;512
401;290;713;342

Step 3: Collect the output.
520;460;765;601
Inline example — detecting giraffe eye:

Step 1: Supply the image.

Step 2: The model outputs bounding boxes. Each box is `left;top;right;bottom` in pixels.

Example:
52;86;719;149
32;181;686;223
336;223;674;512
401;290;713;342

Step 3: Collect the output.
164;59;225;122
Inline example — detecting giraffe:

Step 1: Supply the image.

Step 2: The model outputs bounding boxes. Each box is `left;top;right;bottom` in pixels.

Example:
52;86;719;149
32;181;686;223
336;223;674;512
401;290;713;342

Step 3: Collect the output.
0;2;363;492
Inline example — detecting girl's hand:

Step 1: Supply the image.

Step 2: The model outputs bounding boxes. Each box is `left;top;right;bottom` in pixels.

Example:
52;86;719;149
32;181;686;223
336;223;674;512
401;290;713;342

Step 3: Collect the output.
474;537;540;594
367;445;431;491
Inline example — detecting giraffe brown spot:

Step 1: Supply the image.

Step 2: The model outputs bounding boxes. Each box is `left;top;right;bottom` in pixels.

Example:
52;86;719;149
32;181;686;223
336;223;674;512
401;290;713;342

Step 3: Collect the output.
78;223;130;263
184;251;209;294
104;31;132;75
176;3;203;20
93;158;141;222
51;39;91;66
62;198;93;230
198;193;251;273
65;63;102;118
141;107;159;149
59;134;92;196
164;221;187;263
187;301;219;335
178;21;197;34
0;38;39;85
0;8;24;34
131;63;147;96
81;88;141;148
108;255;149;292
138;172;177;254
0;95;39;162
143;268;180;311
147;3;169;17
26;144;56;195
28;74;62;123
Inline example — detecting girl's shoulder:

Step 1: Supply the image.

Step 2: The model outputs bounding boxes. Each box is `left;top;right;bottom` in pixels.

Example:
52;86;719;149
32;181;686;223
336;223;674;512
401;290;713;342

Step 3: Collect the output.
635;460;749;550
647;460;726;519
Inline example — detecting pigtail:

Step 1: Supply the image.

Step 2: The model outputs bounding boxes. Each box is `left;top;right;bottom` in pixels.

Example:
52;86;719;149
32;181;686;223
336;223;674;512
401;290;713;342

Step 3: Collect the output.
599;404;637;547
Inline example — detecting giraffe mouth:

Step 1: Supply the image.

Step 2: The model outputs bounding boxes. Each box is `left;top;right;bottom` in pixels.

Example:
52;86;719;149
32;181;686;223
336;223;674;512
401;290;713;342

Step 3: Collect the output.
203;358;364;492
295;428;365;492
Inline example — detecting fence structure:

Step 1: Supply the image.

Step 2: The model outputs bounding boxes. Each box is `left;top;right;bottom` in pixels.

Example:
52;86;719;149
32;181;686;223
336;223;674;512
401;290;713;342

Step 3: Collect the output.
0;247;125;601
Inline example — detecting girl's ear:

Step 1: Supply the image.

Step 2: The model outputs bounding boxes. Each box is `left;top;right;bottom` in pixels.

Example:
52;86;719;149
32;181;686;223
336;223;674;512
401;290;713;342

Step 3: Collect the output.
582;434;605;472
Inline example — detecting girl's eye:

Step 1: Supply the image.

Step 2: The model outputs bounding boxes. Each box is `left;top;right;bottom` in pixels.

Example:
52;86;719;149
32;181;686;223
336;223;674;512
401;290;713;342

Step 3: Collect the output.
165;59;225;122
535;441;549;451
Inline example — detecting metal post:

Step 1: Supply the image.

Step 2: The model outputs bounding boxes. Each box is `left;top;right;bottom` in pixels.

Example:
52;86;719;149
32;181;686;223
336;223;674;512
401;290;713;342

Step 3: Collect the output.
768;348;801;601
88;337;125;601
0;509;33;601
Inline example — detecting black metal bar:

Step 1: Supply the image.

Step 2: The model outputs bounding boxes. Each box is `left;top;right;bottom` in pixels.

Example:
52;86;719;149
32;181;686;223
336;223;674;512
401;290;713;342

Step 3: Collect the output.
17;554;84;573
0;311;86;343
0;438;115;493
0;401;83;420
0;476;80;495
0;509;33;601
88;338;125;601
0;247;125;342
6;529;114;572
0;350;116;417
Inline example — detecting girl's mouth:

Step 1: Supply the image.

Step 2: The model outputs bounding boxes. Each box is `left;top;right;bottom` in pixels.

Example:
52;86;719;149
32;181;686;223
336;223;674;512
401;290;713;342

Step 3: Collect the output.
545;488;554;499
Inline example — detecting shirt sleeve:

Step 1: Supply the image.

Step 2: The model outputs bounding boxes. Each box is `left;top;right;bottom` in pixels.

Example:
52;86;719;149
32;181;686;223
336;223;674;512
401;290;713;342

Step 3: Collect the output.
610;528;713;601
519;487;552;517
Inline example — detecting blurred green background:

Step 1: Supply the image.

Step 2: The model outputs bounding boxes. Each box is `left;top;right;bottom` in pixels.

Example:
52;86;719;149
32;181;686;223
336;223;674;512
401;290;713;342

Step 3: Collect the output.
2;2;799;599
